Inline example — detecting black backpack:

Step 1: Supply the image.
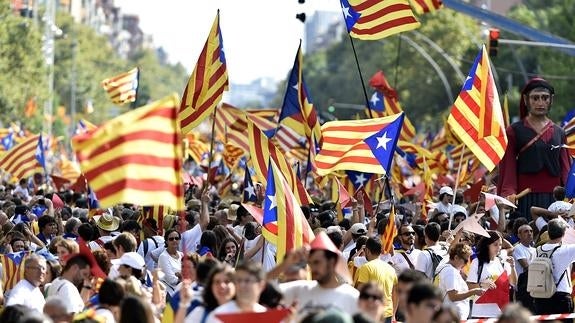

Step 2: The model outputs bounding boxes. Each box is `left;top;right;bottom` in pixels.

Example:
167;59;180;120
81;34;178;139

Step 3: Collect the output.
428;248;444;279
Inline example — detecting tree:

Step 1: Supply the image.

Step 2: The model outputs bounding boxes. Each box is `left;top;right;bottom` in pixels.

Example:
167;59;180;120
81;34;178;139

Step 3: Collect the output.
273;9;480;132
0;1;47;128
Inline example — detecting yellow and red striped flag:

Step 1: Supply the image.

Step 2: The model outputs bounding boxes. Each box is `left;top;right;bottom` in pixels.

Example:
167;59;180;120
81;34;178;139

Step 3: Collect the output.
179;12;229;134
141;205;169;236
223;143;244;169
381;206;397;254
1;251;30;291
72;94;185;210
185;133;209;164
247;119;312;205
447;45;507;172
101;68;139;105
409;0;443;14
262;159;315;261
0;135;42;180
341;0;420;40
315;113;404;176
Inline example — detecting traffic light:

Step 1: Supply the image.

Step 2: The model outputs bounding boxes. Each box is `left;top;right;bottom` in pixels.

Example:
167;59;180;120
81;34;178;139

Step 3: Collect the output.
296;13;306;23
488;28;499;57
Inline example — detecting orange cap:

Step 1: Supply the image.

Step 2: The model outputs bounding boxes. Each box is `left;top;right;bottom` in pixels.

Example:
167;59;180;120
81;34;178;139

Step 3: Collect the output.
310;231;340;255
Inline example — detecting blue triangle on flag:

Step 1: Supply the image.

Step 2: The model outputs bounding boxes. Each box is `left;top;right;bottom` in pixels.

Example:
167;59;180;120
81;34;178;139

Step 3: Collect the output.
345;170;372;190
364;114;405;173
262;159;278;226
340;0;361;32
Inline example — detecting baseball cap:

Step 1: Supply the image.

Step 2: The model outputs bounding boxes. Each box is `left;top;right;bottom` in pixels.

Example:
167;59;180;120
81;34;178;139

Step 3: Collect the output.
350;223;367;235
439;186;454;196
111;252;145;270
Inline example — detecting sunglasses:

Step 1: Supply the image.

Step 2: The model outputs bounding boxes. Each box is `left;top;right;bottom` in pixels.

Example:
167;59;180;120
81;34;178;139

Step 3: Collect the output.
168;236;181;241
529;94;550;102
360;293;383;301
401;231;415;236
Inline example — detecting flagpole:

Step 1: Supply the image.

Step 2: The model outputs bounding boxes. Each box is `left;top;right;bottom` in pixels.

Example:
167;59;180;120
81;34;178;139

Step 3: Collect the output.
392;36;403;89
448;145;466;230
130;67;140;110
205;105;219;190
347;35;373;118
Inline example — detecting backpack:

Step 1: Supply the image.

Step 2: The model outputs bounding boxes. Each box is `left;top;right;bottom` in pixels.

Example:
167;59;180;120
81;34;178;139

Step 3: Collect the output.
527;245;567;298
427;248;444;279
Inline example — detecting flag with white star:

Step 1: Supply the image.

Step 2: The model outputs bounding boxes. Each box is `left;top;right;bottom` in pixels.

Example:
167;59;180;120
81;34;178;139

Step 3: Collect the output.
243;164;258;203
275;43;322;150
364;114;404;173
1;132;14;151
345;170;373;190
34;134;46;171
315;113;405;176
262;158;314;261
339;0;420;40
566;163;575;198
447;45;507;172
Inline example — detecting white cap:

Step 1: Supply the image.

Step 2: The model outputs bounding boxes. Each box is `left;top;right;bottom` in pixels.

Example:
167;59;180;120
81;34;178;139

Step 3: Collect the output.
548;201;572;214
452;205;468;217
439;186;454;196
350;223;367;235
111;252;145;270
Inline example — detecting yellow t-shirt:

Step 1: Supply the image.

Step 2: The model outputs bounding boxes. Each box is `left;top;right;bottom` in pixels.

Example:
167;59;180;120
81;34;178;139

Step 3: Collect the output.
356;259;397;318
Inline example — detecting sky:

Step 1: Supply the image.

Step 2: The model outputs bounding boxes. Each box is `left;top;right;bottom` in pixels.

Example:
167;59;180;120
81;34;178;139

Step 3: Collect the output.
116;0;342;84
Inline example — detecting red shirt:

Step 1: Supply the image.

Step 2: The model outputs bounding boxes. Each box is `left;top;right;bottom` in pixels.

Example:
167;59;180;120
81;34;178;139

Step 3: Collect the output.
498;119;571;196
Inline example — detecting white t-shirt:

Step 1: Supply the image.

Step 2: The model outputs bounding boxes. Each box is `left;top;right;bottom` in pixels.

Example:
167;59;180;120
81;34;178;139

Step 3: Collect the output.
390;248;421;274
185;305;209;323
46;277;85;314
89;235;115;251
538;243;575;293
280;280;359;320
158;250;183;296
180;224;202;254
206;300;267;323
436;263;470;319
466;252;512;318
5;279;45;313
233;224;245;237
94;308;116;323
513;243;535;276
137;235;164;270
244;236;276;273
415;243;449;279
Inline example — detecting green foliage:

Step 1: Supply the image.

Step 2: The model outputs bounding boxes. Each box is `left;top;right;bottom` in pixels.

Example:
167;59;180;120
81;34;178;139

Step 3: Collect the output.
0;1;47;127
488;0;575;121
0;2;188;137
274;4;575;130
278;9;480;132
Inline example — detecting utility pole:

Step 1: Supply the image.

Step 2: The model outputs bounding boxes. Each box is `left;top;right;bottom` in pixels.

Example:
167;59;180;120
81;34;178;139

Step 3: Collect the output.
70;34;77;153
42;0;56;138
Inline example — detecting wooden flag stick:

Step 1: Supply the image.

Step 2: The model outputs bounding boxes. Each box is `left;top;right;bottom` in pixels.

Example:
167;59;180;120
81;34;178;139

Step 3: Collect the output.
448;144;466;230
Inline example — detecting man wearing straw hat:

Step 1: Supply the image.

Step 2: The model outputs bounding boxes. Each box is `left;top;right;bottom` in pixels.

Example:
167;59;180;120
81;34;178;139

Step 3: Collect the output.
498;77;571;220
89;212;121;250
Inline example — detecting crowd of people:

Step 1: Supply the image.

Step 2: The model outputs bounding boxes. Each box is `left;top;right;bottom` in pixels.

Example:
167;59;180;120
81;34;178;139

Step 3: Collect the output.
0;76;572;323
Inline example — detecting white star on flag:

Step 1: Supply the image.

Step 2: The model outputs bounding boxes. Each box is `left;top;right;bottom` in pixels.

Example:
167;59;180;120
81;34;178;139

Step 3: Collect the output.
341;4;352;18
354;173;367;186
292;82;298;90
267;194;277;210
370;92;380;106
375;132;392;150
244;183;255;198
